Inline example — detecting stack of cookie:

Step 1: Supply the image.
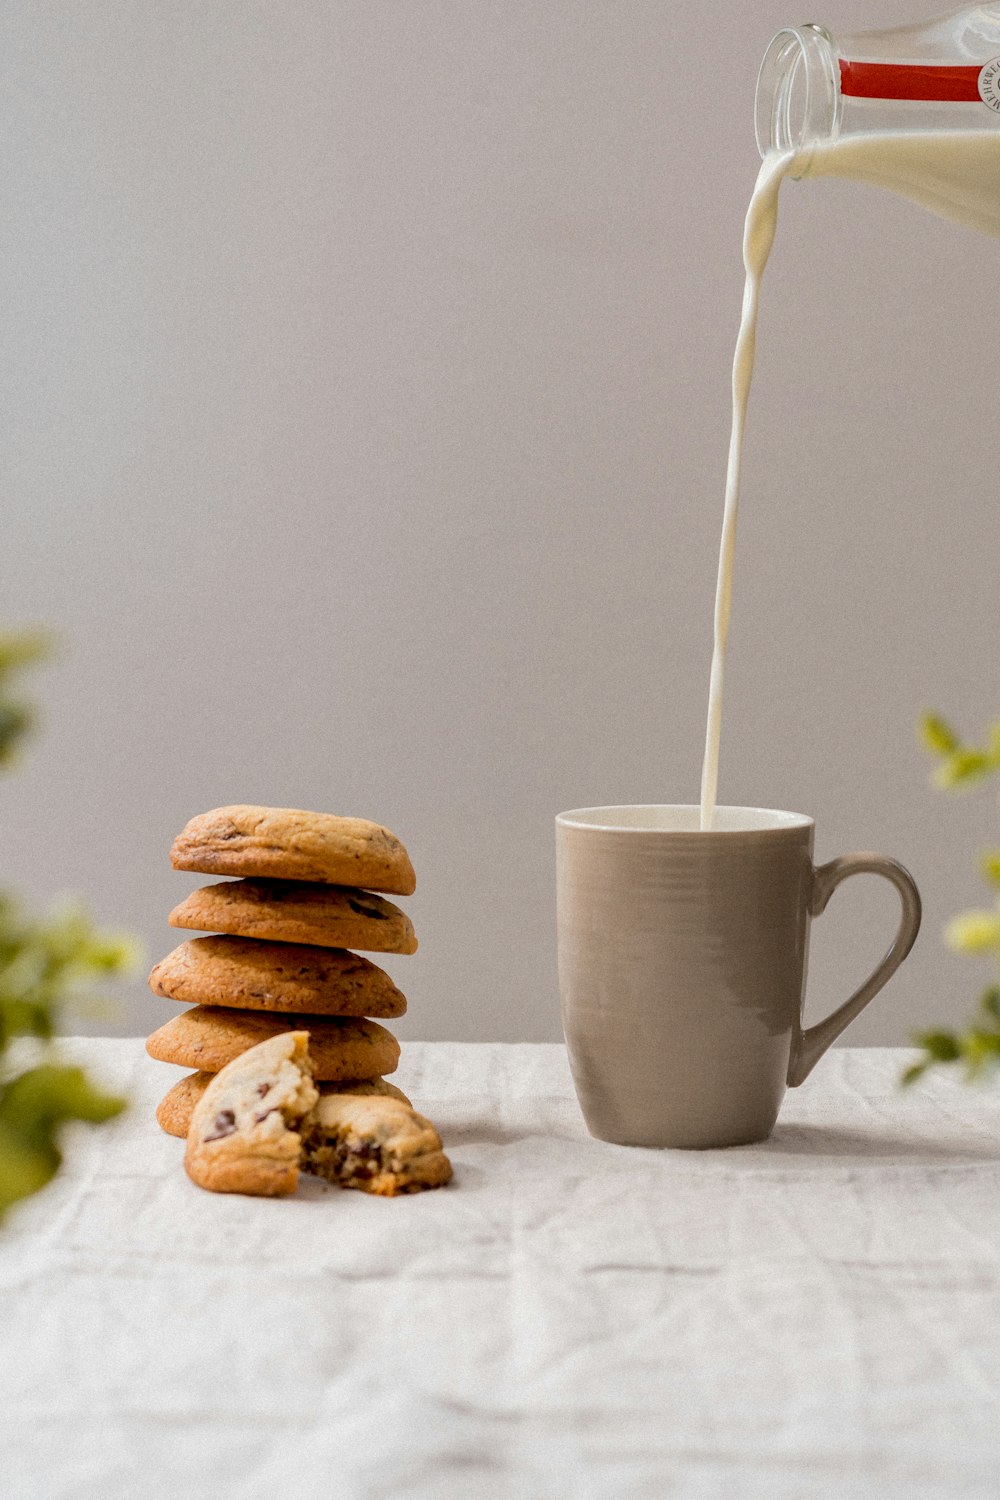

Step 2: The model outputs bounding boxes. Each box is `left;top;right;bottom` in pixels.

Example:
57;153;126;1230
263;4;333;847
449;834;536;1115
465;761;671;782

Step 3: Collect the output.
146;805;418;1137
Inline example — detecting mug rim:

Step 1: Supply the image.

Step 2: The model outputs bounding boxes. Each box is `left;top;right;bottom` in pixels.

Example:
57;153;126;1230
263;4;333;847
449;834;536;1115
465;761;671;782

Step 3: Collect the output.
556;804;814;835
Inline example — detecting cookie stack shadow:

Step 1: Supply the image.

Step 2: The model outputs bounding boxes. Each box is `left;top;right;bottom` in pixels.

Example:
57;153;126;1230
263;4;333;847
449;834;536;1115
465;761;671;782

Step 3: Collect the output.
146;806;418;1139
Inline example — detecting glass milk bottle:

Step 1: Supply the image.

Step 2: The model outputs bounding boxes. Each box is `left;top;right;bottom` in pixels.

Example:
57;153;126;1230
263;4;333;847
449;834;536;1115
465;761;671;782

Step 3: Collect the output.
756;6;1000;159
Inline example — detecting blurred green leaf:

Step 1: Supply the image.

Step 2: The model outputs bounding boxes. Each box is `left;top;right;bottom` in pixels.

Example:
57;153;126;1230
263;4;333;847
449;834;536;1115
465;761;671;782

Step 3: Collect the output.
0;703;33;767
0;630;51;677
0;1065;126;1219
912;1030;963;1063
982;853;1000;888
0;630;52;767
945;910;1000;954
920;712;959;757
0;1064;126;1134
960;1030;1000;1079
934;749;993;790
0;1127;57;1217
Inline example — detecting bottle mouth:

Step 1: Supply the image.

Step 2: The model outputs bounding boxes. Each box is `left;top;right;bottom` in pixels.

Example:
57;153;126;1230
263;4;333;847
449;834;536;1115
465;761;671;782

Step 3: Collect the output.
755;24;840;160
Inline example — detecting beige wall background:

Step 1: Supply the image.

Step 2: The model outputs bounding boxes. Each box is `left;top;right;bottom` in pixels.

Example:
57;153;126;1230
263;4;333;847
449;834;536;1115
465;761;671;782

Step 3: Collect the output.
2;1;997;1047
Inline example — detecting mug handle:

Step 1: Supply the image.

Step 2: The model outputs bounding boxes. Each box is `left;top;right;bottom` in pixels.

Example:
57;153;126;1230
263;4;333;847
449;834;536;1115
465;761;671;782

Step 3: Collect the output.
787;853;922;1087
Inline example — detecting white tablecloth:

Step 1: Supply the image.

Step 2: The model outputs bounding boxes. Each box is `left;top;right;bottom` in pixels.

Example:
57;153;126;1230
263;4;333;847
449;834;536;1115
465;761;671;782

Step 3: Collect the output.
3;1040;1000;1500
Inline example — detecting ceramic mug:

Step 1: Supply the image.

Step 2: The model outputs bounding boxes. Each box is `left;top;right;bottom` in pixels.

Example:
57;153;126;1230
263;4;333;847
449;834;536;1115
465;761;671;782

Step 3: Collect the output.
555;805;921;1149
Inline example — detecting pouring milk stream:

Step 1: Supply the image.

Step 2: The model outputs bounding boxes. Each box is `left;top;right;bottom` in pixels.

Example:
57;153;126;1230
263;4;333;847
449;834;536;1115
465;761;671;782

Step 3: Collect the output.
699;10;1000;829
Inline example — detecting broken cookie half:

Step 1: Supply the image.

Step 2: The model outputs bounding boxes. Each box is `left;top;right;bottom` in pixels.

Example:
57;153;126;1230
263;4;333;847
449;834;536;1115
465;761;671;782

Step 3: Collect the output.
304;1094;452;1196
185;1031;319;1197
184;1032;451;1198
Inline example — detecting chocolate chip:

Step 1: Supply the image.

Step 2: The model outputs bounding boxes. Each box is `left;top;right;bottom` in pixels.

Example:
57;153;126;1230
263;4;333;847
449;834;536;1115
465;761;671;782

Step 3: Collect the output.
254;1107;280;1124
204;1109;237;1141
348;1150;379;1178
333;1139;381;1178
348;898;387;920
256;1082;270;1097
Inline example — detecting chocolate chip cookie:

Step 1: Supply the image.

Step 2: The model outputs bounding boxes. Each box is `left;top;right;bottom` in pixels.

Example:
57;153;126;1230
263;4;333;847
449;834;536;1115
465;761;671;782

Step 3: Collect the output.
184;1032;319;1197
156;1070;215;1138
168;879;417;953
156;1068;411;1139
303;1095;452;1196
146;1006;400;1080
149;936;407;1018
170;806;416;894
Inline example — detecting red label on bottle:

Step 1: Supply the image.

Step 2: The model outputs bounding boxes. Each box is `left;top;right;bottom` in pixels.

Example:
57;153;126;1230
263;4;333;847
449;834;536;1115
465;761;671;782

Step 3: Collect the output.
839;60;982;102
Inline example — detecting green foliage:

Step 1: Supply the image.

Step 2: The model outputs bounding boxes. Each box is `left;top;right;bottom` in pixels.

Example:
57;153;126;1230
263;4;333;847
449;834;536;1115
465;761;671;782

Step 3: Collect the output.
903;989;1000;1086
907;716;1000;1084
945;908;1000;955
0;1064;125;1219
0;894;137;1048
919;713;959;756
0;630;51;766
920;711;1000;790
0;629;134;1223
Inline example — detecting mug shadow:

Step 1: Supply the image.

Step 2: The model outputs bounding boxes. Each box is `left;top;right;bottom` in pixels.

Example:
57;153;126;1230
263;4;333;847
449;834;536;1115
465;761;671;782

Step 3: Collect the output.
441;1117;1000;1168
443;1120;584;1149
760;1120;1000;1165
443;1124;520;1148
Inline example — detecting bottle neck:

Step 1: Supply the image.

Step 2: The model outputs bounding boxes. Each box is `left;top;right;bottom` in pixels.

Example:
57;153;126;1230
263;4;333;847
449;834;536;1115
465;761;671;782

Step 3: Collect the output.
755;25;841;159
